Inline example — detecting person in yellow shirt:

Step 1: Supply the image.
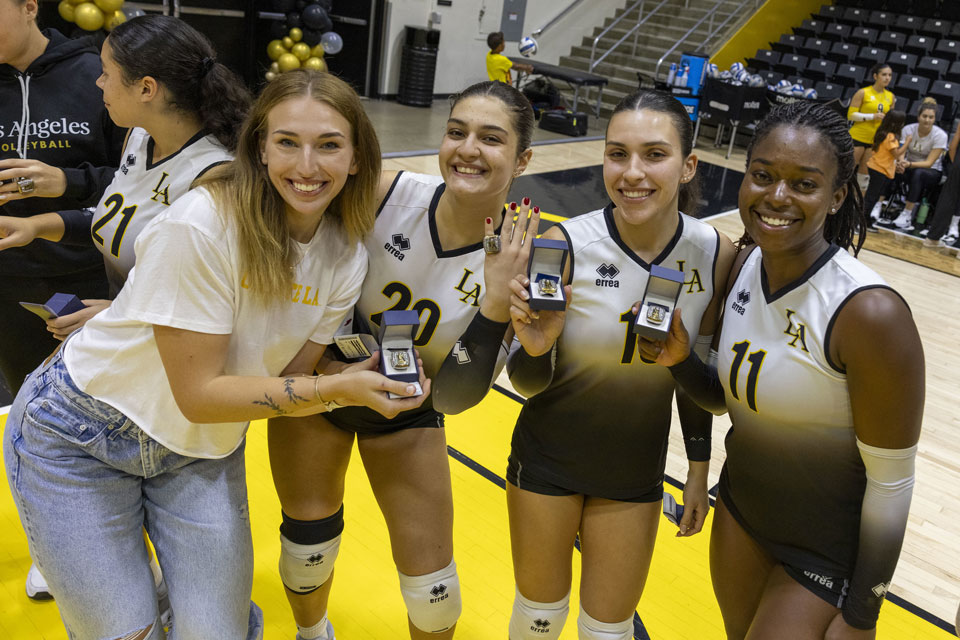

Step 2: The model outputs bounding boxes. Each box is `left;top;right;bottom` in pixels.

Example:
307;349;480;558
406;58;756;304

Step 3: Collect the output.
486;31;532;84
848;63;895;192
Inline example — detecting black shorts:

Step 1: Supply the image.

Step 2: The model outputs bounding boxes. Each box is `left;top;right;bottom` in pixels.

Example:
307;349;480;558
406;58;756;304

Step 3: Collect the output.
719;476;849;609
852;139;872;149
326;406;444;435
506;452;662;503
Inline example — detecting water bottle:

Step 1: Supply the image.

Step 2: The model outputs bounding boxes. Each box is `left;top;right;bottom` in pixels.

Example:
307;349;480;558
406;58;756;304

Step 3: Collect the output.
667;63;677;87
678;63;689;88
916;197;930;225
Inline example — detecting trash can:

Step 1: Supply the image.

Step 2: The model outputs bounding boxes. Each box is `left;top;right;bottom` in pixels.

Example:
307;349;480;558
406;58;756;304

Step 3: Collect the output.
398;26;440;107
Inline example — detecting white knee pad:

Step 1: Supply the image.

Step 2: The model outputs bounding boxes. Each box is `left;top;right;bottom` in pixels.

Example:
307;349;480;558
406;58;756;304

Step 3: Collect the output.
577;605;633;640
398;559;462;633
278;534;341;594
508;587;569;639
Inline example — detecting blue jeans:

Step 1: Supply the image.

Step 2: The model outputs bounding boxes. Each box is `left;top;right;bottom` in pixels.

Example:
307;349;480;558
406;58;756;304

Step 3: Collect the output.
4;348;263;640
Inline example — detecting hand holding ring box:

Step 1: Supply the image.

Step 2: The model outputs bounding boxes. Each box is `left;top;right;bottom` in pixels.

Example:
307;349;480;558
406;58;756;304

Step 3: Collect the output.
632;265;684;341
526;237;569;311
378;309;424;399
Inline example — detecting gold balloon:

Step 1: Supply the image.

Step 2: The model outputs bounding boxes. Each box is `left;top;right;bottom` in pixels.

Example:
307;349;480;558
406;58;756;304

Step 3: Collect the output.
289;28;303;42
265;71;278;82
269;62;280;73
58;0;76;21
291;42;311;61
266;40;286;61
310;44;325;58
277;53;300;73
281;36;294;50
73;3;105;31
68;0;86;5
93;0;123;12
303;57;327;72
103;9;125;31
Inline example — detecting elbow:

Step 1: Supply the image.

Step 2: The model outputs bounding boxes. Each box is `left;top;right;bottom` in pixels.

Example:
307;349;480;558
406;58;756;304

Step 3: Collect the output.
432;388;484;416
509;378;549;399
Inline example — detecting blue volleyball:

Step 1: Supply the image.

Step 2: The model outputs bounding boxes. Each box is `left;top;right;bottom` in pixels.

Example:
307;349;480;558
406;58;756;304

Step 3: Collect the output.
803;87;818;99
518;36;538;57
730;61;745;75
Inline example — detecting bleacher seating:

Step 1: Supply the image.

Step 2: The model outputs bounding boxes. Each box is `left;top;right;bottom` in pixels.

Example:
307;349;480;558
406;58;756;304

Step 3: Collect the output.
877;30;908;52
807;58;837;82
887;51;919;74
799;37;831;59
855;46;889;68
896;74;931;101
916;56;948;82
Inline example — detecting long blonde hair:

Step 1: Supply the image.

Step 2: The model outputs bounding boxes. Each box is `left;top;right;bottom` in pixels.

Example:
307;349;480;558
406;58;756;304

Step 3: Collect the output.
199;70;380;301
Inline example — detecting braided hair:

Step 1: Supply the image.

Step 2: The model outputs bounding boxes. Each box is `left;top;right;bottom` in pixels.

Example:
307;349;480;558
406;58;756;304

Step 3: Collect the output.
741;101;866;255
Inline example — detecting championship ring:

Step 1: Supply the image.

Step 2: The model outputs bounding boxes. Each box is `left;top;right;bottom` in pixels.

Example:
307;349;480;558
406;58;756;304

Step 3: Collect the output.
390;349;410;370
483;235;501;254
646;303;667;325
16;177;35;194
537;277;558;297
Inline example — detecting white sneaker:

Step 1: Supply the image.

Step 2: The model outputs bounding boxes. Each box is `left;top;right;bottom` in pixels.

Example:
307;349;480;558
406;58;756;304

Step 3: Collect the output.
25;563;53;600
943;233;959;246
893;211;915;231
869;202;884;220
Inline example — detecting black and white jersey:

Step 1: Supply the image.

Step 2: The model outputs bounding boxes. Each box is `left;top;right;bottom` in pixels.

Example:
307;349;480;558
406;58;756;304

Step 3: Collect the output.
327;171;496;431
717;245;892;576
90;128;230;293
512;205;720;499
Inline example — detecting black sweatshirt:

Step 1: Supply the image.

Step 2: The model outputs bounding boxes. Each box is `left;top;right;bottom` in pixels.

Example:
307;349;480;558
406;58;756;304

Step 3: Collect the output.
0;29;125;278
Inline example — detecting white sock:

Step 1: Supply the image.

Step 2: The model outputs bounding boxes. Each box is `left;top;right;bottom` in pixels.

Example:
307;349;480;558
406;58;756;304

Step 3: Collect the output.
857;172;870;191
949;215;959;237
298;616;332;640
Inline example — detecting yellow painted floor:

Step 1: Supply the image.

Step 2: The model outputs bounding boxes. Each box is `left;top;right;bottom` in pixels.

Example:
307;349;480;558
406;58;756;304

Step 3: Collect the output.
0;394;955;640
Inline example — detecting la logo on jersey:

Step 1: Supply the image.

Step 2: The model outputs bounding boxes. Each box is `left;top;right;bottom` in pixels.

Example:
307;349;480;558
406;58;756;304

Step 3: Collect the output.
454;268;481;307
595;263;620;287
732;289;750;315
150;172;171;205
783;309;809;352
386;233;410;261
676;259;705;293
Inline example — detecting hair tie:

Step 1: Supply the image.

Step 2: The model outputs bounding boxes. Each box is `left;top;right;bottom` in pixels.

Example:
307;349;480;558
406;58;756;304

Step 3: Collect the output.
200;56;216;78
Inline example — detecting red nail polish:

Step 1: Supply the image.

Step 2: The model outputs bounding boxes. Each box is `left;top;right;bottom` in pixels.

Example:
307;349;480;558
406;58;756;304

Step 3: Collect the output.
485;217;492;224
523;197;530;205
533;206;540;213
510;202;517;210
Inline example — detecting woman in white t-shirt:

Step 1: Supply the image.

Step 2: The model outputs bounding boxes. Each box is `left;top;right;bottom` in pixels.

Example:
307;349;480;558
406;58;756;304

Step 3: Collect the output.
887;98;948;231
3;69;426;640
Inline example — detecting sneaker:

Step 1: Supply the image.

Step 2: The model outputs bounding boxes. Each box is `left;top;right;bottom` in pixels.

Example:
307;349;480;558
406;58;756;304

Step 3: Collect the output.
893;211;915;231
25;563;53;600
944;233;959;246
869;202;884;221
296;619;335;640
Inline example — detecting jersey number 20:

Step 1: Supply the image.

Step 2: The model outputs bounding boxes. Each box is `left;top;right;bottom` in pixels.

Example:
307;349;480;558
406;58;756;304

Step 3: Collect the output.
370;281;440;346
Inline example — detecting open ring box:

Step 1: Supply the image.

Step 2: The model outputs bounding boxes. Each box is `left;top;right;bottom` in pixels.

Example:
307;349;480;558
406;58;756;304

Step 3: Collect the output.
378;309;424;399
526;237;569;311
632;265;684;341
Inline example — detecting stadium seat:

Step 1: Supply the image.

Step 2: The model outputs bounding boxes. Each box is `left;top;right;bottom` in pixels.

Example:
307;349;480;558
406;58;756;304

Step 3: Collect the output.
912;0;940;19
895;95;912;116
919;18;952;39
775;53;808;77
771;33;803;55
813;4;843;22
827;41;858;64
929;80;960;123
798;37;830;59
793;19;826;39
950;22;960;39
814;81;845;101
755;69;784;86
905;35;936;57
887;52;918;75
934;38;960;62
864;10;895;32
850;27;879;46
836;63;868;87
747;49;779;71
842;86;858;103
916;56;949;82
855;46;888;69
895;74;930;101
839;7;868;26
806;58;837;82
895;15;924;35
949;59;960;79
786;75;815;89
876;31;908;52
821;23;852;42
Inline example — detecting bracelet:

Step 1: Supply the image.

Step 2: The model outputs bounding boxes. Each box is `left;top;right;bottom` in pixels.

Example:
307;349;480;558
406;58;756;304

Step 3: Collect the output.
314;374;344;412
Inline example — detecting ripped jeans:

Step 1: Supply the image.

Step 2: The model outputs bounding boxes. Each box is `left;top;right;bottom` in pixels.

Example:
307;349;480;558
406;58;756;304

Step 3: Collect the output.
4;348;262;640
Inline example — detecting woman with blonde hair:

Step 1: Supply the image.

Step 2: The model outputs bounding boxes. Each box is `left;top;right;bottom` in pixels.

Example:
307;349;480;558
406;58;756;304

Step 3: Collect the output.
4;68;424;640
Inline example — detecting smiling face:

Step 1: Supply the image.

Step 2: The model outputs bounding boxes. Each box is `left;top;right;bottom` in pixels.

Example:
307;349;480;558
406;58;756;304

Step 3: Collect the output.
603;108;697;229
739;124;847;256
439;95;529;201
96;39;144;128
260;95;357;240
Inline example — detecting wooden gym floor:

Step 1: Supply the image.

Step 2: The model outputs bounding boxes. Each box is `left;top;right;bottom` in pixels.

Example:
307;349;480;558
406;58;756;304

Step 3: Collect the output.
0;140;957;639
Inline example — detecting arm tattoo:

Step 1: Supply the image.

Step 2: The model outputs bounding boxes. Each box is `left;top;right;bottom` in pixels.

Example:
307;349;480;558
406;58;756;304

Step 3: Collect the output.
252;393;285;416
283;378;309;405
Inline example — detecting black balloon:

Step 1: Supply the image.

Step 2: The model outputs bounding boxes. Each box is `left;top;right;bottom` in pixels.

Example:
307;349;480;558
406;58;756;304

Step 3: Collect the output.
301;4;332;31
285;10;301;28
301;27;323;45
317;0;332;11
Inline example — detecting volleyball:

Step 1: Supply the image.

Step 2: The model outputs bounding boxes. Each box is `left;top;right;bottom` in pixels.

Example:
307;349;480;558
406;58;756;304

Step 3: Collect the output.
775;79;793;93
791;84;806;96
706;63;719;78
730;61;745;75
803;87;819;100
748;74;766;87
519;36;538;57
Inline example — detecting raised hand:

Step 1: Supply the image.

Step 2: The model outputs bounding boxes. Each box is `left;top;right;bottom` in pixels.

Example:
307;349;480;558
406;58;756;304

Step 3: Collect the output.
481;197;541;323
508;273;571;357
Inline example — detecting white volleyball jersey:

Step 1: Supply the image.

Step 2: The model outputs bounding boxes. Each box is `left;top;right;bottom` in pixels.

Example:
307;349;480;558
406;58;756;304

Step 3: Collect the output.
513;205;720;498
90;128;231;292
717;245;893;574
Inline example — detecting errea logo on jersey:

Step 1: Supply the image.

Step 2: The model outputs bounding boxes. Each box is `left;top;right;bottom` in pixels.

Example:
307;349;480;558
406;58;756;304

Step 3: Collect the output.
385;233;410;261
732;289;750;315
595;263;620;287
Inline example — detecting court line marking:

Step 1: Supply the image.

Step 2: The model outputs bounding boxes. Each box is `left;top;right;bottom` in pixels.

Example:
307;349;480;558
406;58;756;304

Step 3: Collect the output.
468;384;957;636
